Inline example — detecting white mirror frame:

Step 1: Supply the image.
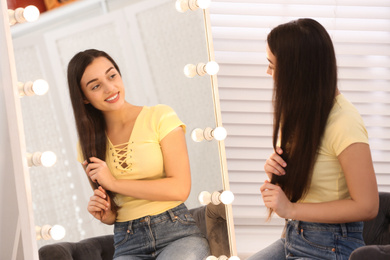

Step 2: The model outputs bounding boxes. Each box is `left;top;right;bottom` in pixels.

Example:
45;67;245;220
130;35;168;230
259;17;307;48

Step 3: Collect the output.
201;8;237;257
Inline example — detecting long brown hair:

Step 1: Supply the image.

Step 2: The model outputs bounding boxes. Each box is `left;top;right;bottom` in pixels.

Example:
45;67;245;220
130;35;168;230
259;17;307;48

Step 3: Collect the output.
267;19;337;211
67;49;121;212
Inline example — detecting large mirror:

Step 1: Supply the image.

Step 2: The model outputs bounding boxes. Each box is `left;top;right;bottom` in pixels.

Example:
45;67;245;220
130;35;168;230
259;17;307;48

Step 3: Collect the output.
9;0;233;256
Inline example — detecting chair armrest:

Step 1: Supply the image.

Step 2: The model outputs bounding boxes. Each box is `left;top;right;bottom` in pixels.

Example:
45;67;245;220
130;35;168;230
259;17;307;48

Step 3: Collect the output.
205;203;230;257
363;192;390;245
38;235;114;260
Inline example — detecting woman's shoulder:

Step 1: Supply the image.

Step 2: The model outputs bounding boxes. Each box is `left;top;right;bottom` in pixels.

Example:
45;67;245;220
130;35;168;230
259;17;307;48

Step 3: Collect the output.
145;104;176;116
324;94;368;155
328;94;363;125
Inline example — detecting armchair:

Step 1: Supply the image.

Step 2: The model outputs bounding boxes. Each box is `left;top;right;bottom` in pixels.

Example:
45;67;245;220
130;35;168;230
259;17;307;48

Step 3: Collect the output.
349;192;390;260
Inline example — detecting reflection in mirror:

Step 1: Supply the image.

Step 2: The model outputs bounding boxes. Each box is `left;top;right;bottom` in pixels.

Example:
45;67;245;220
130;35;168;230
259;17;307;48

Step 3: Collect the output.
11;0;230;255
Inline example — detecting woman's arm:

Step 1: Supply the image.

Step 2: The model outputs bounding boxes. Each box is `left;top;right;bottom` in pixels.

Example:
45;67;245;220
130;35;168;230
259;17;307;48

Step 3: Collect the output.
86;127;191;202
261;143;379;223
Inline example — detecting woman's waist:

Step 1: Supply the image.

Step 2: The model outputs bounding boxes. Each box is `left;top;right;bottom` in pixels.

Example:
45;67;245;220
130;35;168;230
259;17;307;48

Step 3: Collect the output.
286;219;364;232
115;201;184;224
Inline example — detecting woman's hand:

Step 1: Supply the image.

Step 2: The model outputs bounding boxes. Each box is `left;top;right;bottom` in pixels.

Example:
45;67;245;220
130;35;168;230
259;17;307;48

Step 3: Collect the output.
87;186;116;224
84;157;116;191
264;147;287;179
260;180;295;219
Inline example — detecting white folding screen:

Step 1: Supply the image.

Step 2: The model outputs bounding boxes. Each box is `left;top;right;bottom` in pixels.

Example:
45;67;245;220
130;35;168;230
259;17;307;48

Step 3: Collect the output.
209;0;390;257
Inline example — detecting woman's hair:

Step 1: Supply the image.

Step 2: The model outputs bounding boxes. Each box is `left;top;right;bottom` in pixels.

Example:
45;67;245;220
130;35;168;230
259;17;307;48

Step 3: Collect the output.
267;19;337;209
67;49;121;212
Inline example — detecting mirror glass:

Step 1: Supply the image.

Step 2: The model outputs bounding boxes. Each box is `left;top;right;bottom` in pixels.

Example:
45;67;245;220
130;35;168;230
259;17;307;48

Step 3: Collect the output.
11;0;225;248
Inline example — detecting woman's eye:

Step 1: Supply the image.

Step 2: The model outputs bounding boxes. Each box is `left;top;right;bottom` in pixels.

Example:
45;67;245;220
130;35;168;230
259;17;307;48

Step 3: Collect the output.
268;64;274;70
92;84;99;90
110;74;116;79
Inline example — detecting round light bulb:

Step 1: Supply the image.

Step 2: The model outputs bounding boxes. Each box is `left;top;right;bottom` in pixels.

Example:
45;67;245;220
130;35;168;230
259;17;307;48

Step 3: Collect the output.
198;191;211;205
205;61;219;75
40;151;57;167
175;0;188;12
197;0;211;9
191;129;198;142
184;64;196;78
229;257;241;260
50;225;66;240
206;257;218;260
32;79;49;96
191;128;203;142
220;190;234;204
213;127;227;141
23;5;40;22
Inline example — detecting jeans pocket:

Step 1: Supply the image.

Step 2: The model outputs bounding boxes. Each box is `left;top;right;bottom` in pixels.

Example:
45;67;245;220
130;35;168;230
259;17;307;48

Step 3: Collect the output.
175;212;197;225
300;229;335;251
337;232;365;248
114;230;131;249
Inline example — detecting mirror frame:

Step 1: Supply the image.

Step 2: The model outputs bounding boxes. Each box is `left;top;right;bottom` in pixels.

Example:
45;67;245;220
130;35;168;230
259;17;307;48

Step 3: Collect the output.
201;8;237;257
0;0;237;258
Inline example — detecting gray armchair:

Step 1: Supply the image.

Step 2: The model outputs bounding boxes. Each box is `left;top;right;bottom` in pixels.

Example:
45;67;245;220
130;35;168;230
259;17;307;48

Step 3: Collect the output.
38;204;229;259
349;192;390;260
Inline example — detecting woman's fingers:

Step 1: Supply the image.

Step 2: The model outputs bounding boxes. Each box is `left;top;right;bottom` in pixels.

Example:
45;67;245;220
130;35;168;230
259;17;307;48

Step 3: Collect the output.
85;162;100;173
89;196;109;210
270;152;287;167
89;157;104;163
265;158;285;176
94;188;107;199
264;150;287;176
98;186;107;193
88;168;98;177
275;147;283;155
260;180;274;192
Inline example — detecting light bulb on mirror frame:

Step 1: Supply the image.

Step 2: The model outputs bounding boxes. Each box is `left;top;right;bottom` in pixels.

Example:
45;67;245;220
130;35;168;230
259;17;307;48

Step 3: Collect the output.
198;190;235;205
183;64;197;78
175;0;211;13
8;5;40;26
27;151;57;167
18;79;49;97
23;5;40;22
212;126;227;141
220;190;235;205
191;127;227;142
205;61;219;75
36;224;66;241
184;61;219;78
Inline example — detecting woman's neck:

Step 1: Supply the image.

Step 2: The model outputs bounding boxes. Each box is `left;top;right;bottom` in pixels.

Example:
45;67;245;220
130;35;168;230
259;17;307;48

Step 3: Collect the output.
103;102;137;130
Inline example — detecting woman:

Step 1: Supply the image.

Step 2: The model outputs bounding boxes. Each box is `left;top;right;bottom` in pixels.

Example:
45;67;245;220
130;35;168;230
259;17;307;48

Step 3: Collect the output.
248;19;379;260
67;49;210;259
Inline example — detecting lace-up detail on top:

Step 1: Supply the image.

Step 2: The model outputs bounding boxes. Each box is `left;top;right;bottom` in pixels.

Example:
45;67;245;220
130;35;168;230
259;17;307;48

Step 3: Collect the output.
111;142;132;170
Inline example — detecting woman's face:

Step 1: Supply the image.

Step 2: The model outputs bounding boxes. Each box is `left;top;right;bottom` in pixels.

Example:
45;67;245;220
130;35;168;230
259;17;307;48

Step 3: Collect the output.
266;44;276;80
80;57;125;112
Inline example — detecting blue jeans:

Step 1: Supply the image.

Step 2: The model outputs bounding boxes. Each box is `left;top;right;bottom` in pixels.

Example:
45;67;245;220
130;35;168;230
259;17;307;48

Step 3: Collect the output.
248;220;365;260
113;203;210;260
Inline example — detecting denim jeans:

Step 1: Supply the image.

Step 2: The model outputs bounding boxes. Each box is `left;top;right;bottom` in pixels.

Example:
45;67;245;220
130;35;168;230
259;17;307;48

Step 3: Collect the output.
247;220;365;260
113;203;210;260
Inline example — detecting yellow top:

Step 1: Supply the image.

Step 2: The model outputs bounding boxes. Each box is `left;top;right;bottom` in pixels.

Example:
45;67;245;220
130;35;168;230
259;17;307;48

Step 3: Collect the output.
77;104;186;222
301;94;369;203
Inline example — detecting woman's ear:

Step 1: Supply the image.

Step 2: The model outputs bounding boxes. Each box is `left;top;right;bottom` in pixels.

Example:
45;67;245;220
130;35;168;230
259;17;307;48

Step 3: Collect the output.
83;99;90;104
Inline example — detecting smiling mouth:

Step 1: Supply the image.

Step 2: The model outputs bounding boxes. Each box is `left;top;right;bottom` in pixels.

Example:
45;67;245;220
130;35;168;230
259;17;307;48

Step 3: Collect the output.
105;92;119;102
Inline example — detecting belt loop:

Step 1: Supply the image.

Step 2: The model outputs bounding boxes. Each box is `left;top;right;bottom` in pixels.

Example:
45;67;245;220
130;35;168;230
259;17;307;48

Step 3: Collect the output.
297;220;301;234
127;220;133;234
167;208;178;222
340;223;347;238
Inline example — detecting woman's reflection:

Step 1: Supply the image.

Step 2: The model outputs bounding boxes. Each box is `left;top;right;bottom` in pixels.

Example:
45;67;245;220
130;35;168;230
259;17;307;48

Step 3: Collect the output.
67;49;210;259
